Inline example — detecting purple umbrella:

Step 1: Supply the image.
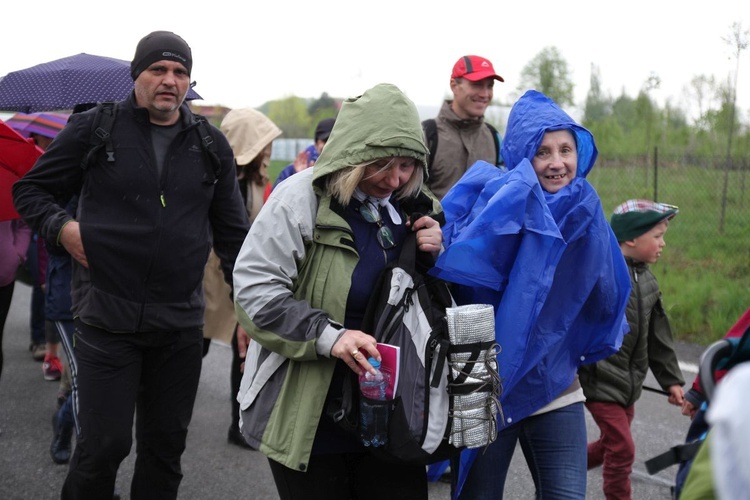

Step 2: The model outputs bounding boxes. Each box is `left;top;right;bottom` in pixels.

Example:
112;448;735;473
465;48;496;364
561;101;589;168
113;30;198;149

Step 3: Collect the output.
0;53;202;113
4;112;69;138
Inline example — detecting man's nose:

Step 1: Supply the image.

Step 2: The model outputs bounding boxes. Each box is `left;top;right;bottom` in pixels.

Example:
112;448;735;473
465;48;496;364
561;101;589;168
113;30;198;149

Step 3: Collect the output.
162;70;178;86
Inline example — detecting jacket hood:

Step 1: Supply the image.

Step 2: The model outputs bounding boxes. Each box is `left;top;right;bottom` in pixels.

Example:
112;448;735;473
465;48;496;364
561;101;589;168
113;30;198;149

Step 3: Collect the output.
220;108;282;165
312;83;428;186
501;90;597;178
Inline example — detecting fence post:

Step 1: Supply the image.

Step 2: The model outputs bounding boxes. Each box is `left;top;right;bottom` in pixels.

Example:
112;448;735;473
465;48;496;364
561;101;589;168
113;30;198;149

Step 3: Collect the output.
719;157;731;234
653;146;658;202
742;157;747;209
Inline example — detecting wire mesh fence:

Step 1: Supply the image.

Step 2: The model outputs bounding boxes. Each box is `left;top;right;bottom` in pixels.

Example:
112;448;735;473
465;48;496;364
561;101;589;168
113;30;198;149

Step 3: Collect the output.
588;151;748;339
588;151;749;249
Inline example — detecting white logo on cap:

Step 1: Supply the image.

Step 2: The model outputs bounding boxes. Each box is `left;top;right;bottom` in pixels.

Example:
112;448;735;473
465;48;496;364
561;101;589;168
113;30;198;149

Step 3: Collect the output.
480;61;490;67
161;51;187;63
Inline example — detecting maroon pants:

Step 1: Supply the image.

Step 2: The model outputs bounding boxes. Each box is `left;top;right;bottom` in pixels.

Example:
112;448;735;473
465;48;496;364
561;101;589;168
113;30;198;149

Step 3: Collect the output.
586;401;635;500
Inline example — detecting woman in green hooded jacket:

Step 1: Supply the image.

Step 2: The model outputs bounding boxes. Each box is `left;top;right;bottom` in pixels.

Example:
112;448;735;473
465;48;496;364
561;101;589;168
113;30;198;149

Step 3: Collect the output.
233;83;443;499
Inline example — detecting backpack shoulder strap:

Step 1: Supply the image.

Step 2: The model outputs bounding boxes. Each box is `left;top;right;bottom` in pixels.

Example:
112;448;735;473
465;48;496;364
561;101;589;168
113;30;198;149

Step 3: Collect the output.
423;118;502;169
194;115;222;184
80;101;116;170
78;106;223;183
422;118;438;173
485;122;503;167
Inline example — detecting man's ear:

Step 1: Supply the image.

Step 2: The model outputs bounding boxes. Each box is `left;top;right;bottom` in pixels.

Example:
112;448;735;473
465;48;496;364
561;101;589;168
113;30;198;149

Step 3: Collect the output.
622;239;637;248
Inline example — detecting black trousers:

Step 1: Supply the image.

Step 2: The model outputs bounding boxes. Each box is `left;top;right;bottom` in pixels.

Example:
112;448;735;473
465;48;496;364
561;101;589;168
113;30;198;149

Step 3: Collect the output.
62;320;203;500
268;452;427;500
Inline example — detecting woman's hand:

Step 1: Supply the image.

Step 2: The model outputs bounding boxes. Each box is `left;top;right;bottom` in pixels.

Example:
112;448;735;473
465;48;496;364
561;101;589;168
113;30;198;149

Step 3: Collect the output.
409;215;443;255
237;324;250;373
331;329;381;376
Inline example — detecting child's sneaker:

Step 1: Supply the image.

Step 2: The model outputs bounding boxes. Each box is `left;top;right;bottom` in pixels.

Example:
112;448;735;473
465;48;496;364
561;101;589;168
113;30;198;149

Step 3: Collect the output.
42;355;62;381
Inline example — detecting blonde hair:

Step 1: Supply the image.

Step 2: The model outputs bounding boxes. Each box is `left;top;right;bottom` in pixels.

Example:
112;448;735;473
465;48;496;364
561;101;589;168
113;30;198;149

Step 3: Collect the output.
326;158;425;205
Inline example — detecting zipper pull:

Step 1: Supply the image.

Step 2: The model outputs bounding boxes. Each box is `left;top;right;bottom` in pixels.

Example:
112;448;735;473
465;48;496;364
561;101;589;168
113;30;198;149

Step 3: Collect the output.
160;192;166;208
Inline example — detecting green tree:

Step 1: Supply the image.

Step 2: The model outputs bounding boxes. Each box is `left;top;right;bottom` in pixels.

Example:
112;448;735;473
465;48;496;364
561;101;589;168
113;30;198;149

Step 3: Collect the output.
611;93;638;132
267;96;312;138
583;63;611;126
719;21;749;231
660;101;691;155
636;76;659;157
307;92;339;137
722;22;749;154
687;74;718;130
308;92;338;117
518;46;574;107
586;116;625;156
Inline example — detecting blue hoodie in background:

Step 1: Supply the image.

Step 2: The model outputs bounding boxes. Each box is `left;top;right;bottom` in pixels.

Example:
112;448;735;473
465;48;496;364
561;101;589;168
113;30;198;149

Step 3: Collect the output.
429;90;630;495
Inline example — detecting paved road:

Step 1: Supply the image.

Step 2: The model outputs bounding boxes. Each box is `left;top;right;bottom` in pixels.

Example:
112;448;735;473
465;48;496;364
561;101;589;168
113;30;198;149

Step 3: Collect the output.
0;283;704;499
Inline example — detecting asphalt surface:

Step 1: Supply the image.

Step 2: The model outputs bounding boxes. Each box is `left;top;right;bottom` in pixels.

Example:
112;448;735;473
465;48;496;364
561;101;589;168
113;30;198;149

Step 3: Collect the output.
0;282;706;499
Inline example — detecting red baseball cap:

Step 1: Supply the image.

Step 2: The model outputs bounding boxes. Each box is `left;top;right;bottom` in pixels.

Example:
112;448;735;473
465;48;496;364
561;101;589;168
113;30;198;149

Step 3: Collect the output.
451;55;504;82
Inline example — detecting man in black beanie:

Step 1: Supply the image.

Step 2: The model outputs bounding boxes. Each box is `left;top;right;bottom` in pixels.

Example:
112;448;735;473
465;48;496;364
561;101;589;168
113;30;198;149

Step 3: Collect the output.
130;30;193;81
129;30;194;124
13;31;250;499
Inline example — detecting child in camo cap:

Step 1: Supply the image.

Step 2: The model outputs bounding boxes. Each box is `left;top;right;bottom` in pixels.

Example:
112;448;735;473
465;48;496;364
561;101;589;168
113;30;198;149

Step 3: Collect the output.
609;199;678;246
579;199;685;499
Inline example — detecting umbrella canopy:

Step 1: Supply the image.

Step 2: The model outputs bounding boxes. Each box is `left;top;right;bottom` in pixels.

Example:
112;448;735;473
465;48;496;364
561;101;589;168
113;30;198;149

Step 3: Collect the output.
0;120;43;220
4;112;69;138
0;53;202;113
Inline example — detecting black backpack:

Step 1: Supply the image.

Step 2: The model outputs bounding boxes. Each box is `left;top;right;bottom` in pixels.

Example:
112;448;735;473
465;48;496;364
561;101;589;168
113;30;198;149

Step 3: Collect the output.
327;230;460;465
79;101;222;183
422;118;503;172
327;228;501;465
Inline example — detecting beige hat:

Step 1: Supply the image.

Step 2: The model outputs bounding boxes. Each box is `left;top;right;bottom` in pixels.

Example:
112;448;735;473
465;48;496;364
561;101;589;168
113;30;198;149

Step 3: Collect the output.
220;108;282;165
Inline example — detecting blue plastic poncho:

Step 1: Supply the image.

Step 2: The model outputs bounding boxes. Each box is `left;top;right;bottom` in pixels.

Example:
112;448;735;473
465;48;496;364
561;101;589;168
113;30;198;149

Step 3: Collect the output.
427;90;631;496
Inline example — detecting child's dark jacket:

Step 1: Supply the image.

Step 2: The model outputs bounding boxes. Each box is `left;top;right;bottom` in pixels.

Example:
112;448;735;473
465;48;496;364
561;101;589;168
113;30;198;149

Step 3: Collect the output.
579;257;685;406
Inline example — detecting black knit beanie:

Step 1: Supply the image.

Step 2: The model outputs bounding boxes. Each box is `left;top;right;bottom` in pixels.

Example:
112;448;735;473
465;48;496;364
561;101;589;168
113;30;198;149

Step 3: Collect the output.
130;31;192;80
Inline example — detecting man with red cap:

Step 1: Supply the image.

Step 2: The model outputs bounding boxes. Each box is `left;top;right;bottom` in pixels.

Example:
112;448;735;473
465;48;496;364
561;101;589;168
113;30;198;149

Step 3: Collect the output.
422;55;504;199
13;30;250;499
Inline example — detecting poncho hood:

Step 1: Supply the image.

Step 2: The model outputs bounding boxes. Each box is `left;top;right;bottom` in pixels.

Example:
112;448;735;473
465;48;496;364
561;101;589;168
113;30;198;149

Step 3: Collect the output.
502;89;597;178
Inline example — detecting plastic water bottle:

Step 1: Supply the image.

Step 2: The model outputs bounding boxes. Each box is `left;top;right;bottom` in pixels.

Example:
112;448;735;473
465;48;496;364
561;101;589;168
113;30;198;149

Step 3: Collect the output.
359;357;389;447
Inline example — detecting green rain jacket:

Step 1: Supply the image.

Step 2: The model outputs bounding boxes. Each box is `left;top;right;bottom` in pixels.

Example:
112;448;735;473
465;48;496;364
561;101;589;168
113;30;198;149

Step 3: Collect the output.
233;83;440;471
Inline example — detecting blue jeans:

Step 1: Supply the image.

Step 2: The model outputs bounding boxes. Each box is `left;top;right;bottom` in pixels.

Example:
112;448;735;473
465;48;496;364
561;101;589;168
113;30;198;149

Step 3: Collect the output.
458;402;587;499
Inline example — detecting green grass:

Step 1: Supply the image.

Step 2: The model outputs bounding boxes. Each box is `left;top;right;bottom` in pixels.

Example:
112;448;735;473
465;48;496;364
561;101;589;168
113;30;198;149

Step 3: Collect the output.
268;160;287;184
588;164;749;344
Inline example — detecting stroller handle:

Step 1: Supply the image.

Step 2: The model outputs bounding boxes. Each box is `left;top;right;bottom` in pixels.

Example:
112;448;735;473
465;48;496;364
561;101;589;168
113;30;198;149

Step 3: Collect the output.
698;339;733;404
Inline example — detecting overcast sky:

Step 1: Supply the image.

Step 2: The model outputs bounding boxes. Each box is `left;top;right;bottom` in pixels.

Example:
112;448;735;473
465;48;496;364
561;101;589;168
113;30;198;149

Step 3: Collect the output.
2;0;747;123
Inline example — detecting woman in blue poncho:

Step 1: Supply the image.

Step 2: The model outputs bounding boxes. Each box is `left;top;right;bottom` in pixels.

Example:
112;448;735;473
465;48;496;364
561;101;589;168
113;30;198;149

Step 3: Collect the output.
432;90;630;498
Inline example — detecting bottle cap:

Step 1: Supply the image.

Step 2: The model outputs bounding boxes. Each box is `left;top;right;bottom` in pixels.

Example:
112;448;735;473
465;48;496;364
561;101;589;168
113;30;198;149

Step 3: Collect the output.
367;357;381;369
